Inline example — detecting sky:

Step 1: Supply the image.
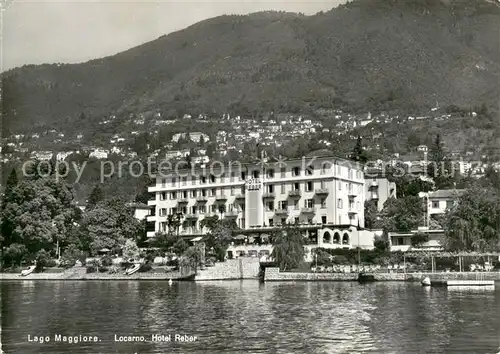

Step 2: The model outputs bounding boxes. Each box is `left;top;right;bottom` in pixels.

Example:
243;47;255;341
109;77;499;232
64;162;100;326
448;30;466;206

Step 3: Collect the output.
2;0;345;71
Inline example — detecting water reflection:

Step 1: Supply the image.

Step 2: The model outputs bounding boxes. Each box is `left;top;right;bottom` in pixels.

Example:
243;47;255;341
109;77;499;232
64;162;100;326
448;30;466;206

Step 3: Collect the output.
2;280;500;354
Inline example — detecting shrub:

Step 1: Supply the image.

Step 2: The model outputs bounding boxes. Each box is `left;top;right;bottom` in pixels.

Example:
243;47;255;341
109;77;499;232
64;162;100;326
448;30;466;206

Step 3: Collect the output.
139;263;152;273
35;249;52;271
108;265;121;274
120;261;134;270
166;258;179;267
99;266;108;273
101;255;113;267
86;266;96;273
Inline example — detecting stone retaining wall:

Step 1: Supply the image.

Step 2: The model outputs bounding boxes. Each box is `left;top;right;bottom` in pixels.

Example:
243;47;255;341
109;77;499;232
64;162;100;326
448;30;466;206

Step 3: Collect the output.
195;258;260;281
1;268;183;280
264;268;500;282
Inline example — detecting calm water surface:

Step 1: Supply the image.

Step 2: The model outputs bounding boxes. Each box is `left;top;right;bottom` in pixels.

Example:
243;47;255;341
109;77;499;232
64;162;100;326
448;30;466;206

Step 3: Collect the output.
2;280;500;354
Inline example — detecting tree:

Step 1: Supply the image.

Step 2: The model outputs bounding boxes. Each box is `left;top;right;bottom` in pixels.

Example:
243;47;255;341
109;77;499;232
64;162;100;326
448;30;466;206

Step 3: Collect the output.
1;175;80;258
271;226;305;271
134;176;153;204
427;134;455;189
86;185;104;210
378;196;423;233
180;244;203;274
79;198;142;255
364;200;379;229
3;243;28;268
1;168;18;245
351;136;369;164
167;213;183;236
202;218;237;261
443;187;500;252
411;232;429;247
122;239;140;261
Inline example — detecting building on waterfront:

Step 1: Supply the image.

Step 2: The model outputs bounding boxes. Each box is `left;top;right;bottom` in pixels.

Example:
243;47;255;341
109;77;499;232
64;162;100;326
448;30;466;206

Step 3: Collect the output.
364;173;396;211
389;228;445;252
147;155;373;252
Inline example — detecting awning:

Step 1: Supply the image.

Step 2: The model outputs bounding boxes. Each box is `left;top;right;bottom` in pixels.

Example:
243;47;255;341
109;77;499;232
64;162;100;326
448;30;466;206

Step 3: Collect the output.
191;236;203;242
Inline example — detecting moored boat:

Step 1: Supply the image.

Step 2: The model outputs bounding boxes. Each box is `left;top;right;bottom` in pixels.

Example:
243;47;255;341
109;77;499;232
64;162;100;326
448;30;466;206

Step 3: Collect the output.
20;265;36;277
125;264;141;275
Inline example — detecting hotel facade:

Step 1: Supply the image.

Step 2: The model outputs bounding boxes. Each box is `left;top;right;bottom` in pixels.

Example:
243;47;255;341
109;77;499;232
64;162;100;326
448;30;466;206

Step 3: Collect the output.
147;156;373;251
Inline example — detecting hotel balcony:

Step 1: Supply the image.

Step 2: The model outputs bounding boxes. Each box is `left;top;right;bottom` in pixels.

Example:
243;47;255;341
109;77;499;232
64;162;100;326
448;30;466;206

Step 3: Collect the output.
184;213;198;219
348;207;357;214
301;207;316;214
275;208;289;216
180;228;203;235
288;190;301;198
235;194;245;200
196;196;208;203
262;192;276;199
147;231;156;238
147;215;156;222
348;190;357;198
177;198;189;204
147;200;156;206
215;195;228;201
314;188;329;195
224;211;239;218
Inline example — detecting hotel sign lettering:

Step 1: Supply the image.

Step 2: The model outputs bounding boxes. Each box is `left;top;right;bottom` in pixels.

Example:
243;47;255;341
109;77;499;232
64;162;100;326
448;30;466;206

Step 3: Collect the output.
246;178;261;191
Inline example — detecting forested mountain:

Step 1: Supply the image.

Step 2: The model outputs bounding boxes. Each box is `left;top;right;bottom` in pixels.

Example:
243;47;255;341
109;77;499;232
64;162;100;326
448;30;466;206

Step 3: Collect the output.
2;0;500;134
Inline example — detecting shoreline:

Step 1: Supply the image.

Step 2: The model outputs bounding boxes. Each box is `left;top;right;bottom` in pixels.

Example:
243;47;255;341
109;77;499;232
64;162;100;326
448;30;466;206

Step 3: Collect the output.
3;269;500;282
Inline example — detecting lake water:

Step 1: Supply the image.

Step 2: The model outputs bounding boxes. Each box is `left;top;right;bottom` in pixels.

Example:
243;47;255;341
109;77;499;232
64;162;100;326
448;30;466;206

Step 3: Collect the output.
2;280;500;354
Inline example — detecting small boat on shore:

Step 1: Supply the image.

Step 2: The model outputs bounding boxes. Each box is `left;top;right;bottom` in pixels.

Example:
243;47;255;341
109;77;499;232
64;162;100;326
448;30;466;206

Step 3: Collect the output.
421;277;431;286
125;264;141;275
20;265;36;277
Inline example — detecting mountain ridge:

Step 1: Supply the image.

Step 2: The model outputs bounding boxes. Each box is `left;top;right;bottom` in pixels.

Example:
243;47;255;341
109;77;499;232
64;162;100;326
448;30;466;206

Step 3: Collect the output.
2;0;499;134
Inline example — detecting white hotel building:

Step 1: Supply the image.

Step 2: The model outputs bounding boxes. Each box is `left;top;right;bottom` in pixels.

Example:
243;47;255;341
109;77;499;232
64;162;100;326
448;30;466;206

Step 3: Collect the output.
147;156;374;251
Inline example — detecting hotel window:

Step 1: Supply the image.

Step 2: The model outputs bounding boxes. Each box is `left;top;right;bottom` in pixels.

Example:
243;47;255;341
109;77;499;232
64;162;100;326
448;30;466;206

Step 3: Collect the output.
305;181;313;192
267;184;274;193
337;199;343;209
161;179;166;187
160;192;166;201
169;208;176;215
348;168;353;179
191;206;197;214
200;175;207;184
432;201;439;208
211;205;217;213
294;217;299;224
294;200;299;210
304;199;314;208
281;218;287;225
218;205;226;214
280;168;286;178
348;183;353;193
220;173;225;183
191;176;197;185
182;190;188;199
182;177;187;186
180;206;187;214
239;203;245;212
321;163;329;175
279;201;288;209
201;189;207;197
321;216;327;224
266;201;274;211
171;177;177;187
267;169;275;178
308;218;313;224
446;200;454;209
199;205;206;214
292;167;301;177
227;204;234;212
281;183;285;194
160;208;167;216
210;174;216;183
240;218;246;228
268;219;274;226
230;187;235;196
305;166;313;176
230;172;236;182
170;192;177;200
320;198;326;208
293;182;300;191
338;181;342;190
190;190;197;198
320;180;326;189
160;222;167;232
252;170;260;178
240;186;245;194
211;188;217;197
241;171;247;181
